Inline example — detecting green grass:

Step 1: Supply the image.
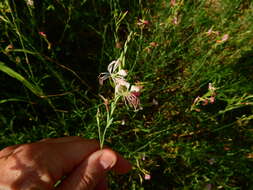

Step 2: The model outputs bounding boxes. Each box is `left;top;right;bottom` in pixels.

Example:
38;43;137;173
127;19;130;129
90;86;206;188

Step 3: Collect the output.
1;0;253;189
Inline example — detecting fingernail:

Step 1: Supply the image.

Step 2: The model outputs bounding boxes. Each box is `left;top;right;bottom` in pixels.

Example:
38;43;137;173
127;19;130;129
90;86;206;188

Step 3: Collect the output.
99;151;115;170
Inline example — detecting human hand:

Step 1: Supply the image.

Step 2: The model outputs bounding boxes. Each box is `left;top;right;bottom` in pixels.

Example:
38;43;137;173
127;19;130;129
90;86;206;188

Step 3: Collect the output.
0;136;131;190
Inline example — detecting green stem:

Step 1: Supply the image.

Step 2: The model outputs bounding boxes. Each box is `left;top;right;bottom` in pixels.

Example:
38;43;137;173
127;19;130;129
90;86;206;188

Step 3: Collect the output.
100;96;120;149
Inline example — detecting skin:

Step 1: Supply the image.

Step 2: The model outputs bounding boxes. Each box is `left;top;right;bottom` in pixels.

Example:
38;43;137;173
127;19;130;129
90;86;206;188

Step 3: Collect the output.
0;136;132;190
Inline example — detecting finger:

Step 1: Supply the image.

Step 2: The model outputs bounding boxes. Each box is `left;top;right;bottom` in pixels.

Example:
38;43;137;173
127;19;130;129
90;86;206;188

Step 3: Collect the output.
0;144;20;157
94;177;108;190
56;149;117;190
112;152;132;174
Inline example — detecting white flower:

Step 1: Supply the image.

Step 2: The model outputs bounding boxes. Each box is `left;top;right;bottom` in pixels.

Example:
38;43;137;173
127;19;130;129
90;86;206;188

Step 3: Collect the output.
152;98;159;106
98;59;142;111
115;82;142;111
98;60;127;85
107;60;120;74
117;69;128;77
115;79;131;93
26;0;34;7
207;28;213;36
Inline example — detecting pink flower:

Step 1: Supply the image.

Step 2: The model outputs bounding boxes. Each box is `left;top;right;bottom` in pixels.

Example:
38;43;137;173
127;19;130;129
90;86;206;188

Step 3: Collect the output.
193;96;201;105
173;17;179;25
144;174;151;180
142;153;146;161
202;99;209;106
170;0;176;7
125;91;141;111
217;34;229;43
5;44;14;52
210;96;215;104
221;34;229;41
137;19;149;26
39;31;47;38
125;86;142;111
115;82;142;111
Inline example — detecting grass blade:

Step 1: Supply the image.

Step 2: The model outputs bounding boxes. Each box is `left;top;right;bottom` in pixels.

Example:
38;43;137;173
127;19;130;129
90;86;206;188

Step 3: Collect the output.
0;61;43;97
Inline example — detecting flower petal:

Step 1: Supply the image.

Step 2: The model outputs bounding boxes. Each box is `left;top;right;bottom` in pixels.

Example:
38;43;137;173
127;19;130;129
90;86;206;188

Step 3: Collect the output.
107;60;120;74
98;72;110;85
130;85;141;92
117;69;128;77
125;93;141;110
115;78;130;88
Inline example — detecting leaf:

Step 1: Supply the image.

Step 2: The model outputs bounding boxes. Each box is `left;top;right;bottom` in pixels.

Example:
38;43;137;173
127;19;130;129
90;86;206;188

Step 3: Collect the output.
0;98;27;104
0;61;44;97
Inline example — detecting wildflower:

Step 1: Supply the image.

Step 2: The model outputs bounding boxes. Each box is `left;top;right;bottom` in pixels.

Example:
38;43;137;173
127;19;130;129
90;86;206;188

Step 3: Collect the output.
173;17;179;25
152;98;159;106
193;96;201;105
98;60;127;85
38;31;51;49
98;58;142;111
114;78;130;91
208;158;215;165
121;120;125;126
117;69;128;77
115;82;142;111
206;28;219;36
137;19;149;26
144;174;151;180
207;28;212;35
141;153;146;161
26;0;34;7
202;99;209;106
221;34;229;41
4;44;14;53
208;83;216;91
209;96;215;104
170;0;176;7
149;42;158;47
217;34;229;43
208;83;217;99
39;31;47;38
172;15;181;25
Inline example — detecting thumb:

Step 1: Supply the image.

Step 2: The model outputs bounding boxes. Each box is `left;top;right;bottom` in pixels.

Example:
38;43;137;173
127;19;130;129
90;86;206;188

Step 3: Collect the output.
56;149;117;190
